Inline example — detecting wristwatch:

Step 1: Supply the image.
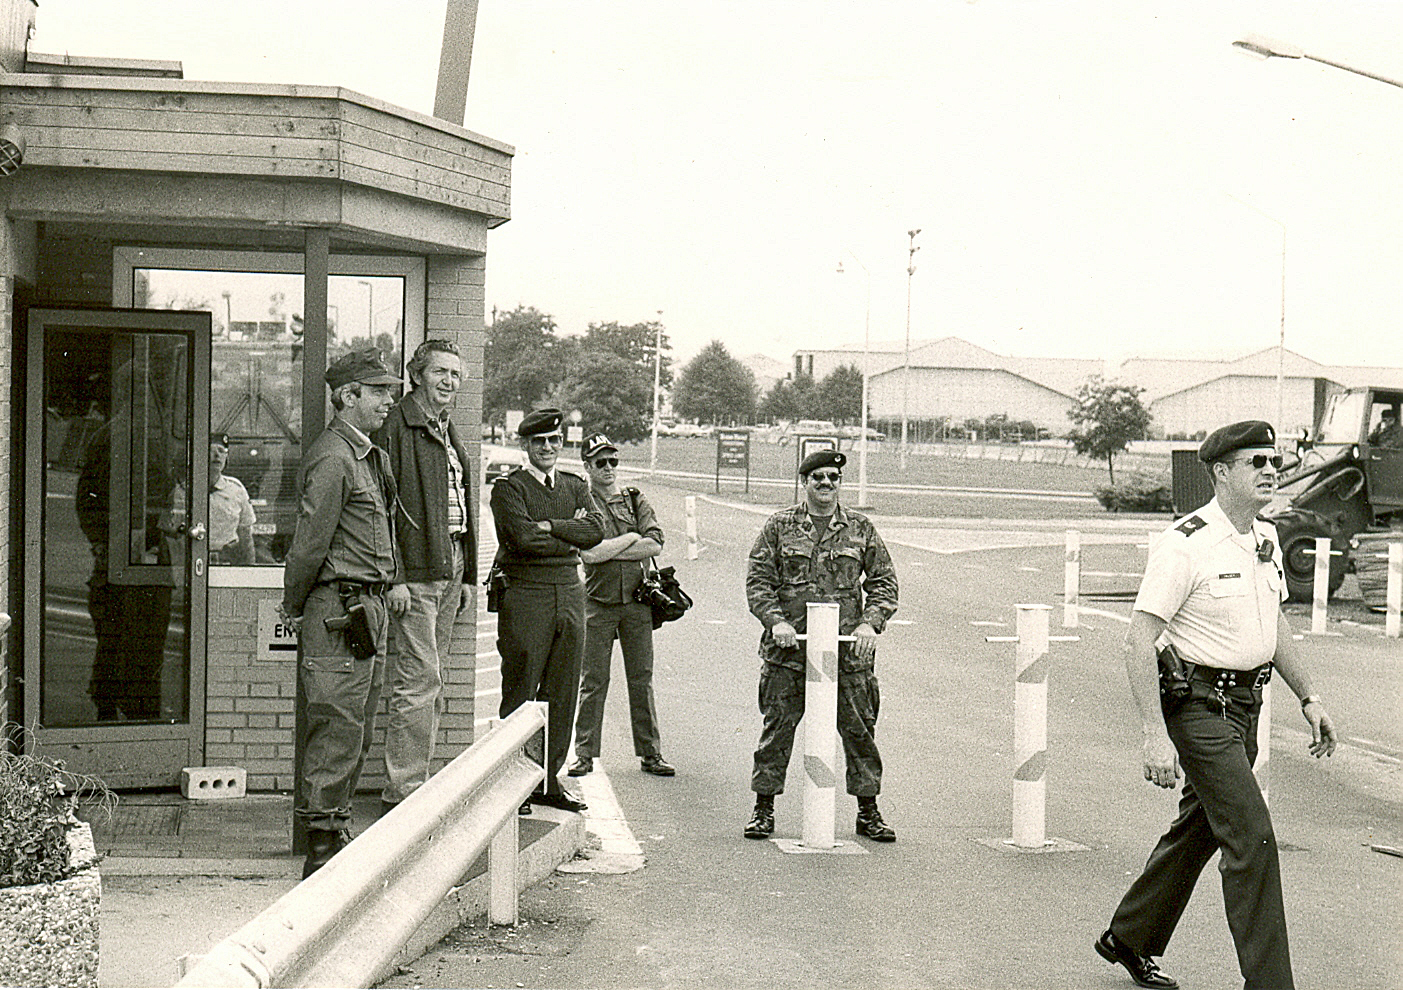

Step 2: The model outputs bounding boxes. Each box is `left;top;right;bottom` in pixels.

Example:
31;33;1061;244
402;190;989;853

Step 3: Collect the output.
1299;695;1322;709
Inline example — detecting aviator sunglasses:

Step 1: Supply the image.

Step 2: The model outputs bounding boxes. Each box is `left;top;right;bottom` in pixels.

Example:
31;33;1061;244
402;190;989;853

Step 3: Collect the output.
809;471;842;483
1233;453;1284;470
593;457;619;468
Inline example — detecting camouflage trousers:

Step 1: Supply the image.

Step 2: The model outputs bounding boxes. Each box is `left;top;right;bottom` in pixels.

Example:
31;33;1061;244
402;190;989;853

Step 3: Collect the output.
751;663;882;797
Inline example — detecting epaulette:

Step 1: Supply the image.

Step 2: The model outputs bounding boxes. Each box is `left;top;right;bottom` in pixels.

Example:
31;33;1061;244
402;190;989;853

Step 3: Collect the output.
624;486;640;496
1175;515;1207;537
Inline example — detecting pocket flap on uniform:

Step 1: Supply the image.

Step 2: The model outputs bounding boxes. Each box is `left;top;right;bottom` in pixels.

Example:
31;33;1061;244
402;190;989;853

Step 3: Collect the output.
302;654;355;673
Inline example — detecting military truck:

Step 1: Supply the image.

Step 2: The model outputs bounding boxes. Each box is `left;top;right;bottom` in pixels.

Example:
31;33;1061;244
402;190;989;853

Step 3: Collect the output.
1267;386;1403;602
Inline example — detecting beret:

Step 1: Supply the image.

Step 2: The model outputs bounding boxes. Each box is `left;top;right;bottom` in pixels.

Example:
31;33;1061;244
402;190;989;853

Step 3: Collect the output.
799;448;846;476
518;407;564;437
581;432;618;459
325;348;401;390
210;432;230;448
1199;420;1276;463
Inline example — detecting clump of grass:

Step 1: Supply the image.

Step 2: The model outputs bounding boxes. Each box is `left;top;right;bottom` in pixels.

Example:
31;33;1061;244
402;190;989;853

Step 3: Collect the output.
0;724;114;888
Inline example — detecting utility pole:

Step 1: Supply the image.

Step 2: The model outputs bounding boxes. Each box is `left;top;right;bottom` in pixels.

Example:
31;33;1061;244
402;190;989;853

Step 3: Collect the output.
901;228;921;473
650;311;663;476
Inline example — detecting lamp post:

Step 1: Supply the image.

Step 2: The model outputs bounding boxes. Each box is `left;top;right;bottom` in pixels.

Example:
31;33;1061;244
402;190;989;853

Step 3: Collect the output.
1233;34;1403;89
901;229;920;473
1227;194;1287;437
357;279;374;337
650;310;663;476
836;254;872;509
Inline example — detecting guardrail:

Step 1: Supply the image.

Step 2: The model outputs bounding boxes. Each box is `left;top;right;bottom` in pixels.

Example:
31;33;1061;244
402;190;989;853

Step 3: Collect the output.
176;702;548;989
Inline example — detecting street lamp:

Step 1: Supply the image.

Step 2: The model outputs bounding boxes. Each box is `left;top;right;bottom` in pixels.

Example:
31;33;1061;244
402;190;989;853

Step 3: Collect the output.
357;279;374;337
1233;33;1403;89
901;228;920;473
650;310;663;476
836;254;871;509
1227;194;1287;438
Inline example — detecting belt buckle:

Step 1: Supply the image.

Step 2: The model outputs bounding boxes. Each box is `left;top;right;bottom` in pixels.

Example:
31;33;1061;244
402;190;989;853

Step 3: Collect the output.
1253;665;1272;690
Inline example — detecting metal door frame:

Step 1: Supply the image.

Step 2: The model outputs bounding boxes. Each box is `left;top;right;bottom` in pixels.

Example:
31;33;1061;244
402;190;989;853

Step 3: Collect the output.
23;307;211;787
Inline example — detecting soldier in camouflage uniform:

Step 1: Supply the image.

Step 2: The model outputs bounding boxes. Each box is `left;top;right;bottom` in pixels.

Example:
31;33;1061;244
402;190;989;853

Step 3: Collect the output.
744;449;900;842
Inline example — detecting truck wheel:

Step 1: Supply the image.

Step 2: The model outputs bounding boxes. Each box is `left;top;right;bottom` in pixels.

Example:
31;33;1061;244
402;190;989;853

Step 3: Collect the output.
1279;522;1348;603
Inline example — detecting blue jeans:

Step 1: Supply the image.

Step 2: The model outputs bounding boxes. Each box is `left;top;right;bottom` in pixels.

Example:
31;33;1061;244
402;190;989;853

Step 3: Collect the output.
382;538;464;804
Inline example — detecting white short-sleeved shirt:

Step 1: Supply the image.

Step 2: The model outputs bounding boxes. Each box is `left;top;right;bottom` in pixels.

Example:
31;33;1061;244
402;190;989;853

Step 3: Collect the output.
209;474;256;551
1133;497;1286;671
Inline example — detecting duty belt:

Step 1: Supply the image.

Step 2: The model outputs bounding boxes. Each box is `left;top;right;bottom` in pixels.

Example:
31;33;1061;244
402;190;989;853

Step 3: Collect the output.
1187;661;1273;692
327;579;390;597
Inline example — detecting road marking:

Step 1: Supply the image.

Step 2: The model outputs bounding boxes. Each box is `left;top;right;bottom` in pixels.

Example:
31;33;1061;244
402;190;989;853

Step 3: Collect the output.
556;758;645;875
970;620;1006;627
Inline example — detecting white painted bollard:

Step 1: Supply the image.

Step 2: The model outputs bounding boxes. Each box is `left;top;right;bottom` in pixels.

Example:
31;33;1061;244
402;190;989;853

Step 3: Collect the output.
1254;682;1272;807
1311;536;1330;635
801;602;839;850
1063;530;1080;628
685;494;699;561
1387;542;1402;640
1011;604;1051;848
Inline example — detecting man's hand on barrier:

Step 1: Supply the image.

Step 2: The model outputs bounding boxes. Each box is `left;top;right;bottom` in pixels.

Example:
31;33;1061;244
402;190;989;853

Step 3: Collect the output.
771;621;798;650
851;622;878;662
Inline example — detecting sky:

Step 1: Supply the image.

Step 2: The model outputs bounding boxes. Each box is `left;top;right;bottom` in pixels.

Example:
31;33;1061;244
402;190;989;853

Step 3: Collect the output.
29;1;1403;369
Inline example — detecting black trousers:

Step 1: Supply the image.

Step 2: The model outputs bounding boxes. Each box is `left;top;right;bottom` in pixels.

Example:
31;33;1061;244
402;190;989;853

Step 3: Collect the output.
1111;689;1293;990
497;581;585;795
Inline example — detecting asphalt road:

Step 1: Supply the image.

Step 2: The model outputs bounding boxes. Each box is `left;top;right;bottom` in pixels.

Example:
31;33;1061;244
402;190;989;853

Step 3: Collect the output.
390;483;1403;990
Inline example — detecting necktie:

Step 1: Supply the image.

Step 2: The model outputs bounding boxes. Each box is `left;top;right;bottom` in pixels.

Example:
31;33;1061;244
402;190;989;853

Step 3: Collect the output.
544;474;553;490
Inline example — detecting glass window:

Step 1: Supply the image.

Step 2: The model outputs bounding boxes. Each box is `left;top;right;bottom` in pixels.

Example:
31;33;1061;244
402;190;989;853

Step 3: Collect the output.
114;249;424;565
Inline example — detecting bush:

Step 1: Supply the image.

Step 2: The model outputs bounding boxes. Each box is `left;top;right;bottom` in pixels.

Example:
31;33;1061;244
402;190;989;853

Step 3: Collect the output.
1095;473;1173;513
0;726;112;888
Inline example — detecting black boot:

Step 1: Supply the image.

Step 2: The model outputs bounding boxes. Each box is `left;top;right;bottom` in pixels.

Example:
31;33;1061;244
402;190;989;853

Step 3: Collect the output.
856;798;896;842
744;795;775;839
303;828;341;879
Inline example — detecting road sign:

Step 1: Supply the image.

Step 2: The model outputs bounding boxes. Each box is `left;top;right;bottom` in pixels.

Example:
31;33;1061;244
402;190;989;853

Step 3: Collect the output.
715;429;750;493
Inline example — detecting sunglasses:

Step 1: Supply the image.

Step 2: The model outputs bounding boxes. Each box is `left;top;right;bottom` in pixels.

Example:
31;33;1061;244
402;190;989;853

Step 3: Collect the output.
1233;453;1283;470
809;471;842;483
593;457;619;468
528;434;563;447
1256;538;1275;563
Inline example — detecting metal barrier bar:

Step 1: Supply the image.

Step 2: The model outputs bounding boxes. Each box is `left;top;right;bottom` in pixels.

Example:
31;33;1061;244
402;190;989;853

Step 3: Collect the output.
1012;604;1050;848
177;702;548;989
801;602;840;850
1312;536;1330;634
1387;542;1402;640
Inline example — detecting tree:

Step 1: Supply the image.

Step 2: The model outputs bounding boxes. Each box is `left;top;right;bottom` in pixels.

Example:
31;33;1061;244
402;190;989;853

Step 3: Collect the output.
816;364;864;424
671;340;756;426
1067;375;1152;484
759;372;816;424
582;320;673;388
555;351;653;443
484;306;565;428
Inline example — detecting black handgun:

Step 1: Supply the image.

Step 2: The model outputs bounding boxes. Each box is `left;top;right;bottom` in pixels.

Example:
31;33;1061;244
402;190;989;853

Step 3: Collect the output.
485;563;507;613
324;601;376;660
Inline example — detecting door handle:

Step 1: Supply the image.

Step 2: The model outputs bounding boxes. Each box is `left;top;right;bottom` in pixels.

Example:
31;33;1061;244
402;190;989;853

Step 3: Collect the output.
187;523;207;542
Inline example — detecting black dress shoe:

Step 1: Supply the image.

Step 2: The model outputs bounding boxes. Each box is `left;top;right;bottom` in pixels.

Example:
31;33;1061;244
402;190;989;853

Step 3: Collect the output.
640;755;676;776
302;828;341;879
567;757;593;777
1095;929;1179;989
743;805;775;839
519;799;534;816
532;790;587;812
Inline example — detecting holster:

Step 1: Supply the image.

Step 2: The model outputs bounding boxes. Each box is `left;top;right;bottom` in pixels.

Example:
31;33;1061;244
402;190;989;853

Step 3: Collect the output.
1156;642;1193;716
324;594;377;661
485;562;508;614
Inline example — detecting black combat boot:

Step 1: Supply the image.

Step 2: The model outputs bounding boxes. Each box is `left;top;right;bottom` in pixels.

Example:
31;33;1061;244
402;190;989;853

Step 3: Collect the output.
744;794;775;839
302;828;342;879
856;798;896;842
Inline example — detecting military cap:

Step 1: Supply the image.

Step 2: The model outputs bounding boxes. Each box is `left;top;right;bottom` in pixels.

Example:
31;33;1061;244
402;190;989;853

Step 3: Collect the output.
517;407;564;437
210;432;230;449
581;432;618;459
799;448;846;476
1198;420;1276;463
325;348;401;390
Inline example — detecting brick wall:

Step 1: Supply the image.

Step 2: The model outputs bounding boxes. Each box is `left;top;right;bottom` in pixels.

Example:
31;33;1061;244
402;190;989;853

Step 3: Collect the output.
0;274;10;727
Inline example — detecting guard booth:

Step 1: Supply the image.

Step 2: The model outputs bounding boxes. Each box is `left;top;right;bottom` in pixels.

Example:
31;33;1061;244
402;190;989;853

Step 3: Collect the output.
0;0;508;790
1170;449;1213;518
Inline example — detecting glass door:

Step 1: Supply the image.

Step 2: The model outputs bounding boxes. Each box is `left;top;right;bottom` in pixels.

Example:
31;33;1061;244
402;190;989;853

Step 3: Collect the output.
24;308;210;787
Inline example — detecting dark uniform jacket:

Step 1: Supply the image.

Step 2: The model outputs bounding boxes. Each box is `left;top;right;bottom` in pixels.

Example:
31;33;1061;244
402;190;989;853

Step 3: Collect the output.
490;468;605;584
746;502;898;673
373;390;476;585
283;417;400;617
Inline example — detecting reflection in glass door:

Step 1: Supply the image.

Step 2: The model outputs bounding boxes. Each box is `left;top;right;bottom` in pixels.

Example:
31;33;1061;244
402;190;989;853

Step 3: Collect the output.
25;309;210;787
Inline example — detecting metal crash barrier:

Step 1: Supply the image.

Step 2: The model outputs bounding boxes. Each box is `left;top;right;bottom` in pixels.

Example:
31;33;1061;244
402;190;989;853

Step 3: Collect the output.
177;702;548;989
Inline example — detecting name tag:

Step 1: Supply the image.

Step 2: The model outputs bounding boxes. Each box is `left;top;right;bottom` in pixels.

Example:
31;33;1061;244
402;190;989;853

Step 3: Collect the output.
1218;572;1240;579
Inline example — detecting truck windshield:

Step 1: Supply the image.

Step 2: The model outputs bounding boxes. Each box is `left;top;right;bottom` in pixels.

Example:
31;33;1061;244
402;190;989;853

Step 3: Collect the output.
1318;391;1368;444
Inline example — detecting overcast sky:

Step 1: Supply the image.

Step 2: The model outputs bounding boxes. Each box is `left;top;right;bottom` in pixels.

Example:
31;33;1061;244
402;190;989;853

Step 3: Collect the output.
30;1;1403;369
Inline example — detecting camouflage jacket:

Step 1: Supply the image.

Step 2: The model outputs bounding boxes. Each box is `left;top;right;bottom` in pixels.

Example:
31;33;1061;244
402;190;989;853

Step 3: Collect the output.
746;502;898;672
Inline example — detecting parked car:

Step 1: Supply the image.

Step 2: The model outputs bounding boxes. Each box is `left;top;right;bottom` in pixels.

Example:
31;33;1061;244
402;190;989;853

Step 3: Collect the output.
837;424;886;442
779;419;839;444
483;443;527;483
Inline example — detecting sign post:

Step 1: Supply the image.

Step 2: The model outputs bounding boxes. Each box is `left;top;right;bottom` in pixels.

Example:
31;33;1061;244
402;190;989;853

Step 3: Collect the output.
715;429;750;493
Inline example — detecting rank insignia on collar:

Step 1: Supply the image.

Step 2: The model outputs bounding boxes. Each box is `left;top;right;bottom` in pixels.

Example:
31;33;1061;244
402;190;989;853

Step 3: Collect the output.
1175;515;1207;537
